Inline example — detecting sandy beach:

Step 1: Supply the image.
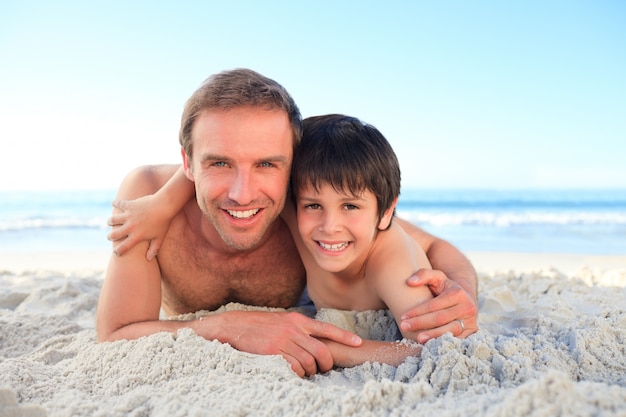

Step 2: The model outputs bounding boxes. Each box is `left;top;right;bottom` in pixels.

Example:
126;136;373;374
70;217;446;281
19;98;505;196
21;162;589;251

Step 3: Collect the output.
1;250;625;416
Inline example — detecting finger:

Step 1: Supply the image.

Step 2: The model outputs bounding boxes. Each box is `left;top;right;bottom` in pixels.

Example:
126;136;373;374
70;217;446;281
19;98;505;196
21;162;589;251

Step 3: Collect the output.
112;242;126;257
111;199;129;211
112;235;142;257
146;238;162;261
283;354;306;378
452;319;465;336
401;299;465;335
282;327;332;373
107;213;128;227
401;289;457;321
107;226;129;241
307;319;362;347
301;337;332;374
281;335;323;375
415;319;466;344
406;269;447;291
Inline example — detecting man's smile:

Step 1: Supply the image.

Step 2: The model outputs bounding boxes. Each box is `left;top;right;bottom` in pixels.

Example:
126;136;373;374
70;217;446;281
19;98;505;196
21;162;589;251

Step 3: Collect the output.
225;208;261;219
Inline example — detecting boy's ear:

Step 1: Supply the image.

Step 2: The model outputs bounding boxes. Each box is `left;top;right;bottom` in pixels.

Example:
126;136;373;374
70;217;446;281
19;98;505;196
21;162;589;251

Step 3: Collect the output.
181;148;194;181
377;197;398;230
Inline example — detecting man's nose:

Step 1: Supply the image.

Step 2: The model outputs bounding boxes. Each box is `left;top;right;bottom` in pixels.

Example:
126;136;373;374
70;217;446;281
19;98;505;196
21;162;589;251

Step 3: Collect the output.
228;169;255;205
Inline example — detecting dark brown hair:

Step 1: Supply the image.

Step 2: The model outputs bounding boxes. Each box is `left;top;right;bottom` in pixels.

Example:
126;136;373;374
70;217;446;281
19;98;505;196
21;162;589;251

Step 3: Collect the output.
291;114;401;226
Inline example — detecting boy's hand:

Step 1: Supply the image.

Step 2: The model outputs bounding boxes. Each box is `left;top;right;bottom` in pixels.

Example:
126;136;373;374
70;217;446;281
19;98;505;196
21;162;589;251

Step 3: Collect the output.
400;269;478;343
107;196;169;260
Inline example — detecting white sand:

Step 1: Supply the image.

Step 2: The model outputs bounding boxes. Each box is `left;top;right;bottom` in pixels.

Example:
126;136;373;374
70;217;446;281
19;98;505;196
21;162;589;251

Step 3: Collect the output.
1;251;625;416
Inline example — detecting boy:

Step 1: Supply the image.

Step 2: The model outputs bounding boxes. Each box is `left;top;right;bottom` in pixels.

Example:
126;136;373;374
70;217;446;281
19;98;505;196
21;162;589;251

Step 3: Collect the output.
283;114;433;365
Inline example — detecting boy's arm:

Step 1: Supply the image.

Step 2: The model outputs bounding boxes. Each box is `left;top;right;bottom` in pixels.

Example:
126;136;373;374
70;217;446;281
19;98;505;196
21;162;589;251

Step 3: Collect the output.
367;225;434;341
394;218;478;343
107;164;193;260
321;339;421;368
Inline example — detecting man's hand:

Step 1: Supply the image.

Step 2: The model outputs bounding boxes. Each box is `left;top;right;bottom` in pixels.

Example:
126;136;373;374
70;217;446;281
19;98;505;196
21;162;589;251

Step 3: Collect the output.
399;269;478;344
203;310;362;377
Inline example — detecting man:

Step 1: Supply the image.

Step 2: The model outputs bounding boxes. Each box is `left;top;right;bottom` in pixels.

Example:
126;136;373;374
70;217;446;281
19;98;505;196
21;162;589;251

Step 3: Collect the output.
97;68;477;377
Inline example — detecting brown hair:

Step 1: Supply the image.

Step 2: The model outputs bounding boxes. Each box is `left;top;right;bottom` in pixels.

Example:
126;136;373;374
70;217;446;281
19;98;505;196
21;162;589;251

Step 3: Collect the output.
179;68;302;159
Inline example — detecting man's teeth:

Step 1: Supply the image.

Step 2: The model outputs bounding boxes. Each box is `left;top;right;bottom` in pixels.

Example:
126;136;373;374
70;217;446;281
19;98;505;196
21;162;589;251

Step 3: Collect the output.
227;209;260;219
318;241;349;251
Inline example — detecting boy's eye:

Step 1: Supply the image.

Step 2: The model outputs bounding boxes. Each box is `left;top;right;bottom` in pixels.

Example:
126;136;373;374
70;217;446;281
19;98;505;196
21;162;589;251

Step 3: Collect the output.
344;204;359;210
305;203;321;210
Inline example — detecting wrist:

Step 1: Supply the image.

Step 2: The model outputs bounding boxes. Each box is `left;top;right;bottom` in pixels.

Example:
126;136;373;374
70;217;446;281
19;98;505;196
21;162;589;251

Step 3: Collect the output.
193;313;228;343
160;190;186;217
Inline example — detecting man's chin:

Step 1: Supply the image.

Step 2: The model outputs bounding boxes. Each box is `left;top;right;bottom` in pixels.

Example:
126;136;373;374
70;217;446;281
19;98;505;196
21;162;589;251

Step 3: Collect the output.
212;212;275;251
219;231;265;251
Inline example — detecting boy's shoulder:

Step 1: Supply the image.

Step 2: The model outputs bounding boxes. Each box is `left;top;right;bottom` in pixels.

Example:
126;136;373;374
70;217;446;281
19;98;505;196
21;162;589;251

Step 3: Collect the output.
370;222;418;263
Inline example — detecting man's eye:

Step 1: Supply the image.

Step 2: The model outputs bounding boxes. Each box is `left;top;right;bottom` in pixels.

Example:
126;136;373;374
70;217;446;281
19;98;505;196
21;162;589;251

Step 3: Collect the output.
213;161;228;167
259;161;273;168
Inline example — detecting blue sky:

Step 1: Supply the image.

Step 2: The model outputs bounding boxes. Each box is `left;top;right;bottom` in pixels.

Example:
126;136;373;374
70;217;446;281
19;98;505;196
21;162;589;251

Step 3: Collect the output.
1;1;625;191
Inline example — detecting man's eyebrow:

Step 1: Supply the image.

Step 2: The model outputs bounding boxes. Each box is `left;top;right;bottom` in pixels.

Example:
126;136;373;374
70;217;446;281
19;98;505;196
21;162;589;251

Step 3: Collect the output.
198;154;289;164
259;155;290;164
199;154;230;163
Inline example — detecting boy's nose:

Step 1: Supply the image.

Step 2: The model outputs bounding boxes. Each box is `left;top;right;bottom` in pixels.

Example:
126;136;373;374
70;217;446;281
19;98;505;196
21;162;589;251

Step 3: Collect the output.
319;211;342;233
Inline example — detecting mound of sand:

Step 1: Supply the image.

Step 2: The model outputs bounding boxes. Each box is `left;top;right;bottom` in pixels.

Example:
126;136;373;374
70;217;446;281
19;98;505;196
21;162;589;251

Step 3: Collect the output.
0;262;625;416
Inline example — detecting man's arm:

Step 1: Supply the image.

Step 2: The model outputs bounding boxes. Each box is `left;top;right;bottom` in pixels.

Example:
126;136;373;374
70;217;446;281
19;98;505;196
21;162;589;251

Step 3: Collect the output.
395;218;478;343
97;164;190;341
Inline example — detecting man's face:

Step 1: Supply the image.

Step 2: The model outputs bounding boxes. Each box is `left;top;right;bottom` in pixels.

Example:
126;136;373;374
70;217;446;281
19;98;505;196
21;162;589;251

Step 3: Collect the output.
184;107;293;251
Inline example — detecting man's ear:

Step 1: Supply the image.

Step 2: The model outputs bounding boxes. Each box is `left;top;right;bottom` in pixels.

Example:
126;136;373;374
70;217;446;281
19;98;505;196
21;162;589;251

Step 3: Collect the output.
377;197;398;231
181;148;194;181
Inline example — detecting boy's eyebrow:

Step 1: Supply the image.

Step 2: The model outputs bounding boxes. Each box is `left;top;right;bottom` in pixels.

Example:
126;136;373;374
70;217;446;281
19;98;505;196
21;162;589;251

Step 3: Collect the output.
297;195;318;201
339;194;367;202
298;191;367;202
258;155;290;164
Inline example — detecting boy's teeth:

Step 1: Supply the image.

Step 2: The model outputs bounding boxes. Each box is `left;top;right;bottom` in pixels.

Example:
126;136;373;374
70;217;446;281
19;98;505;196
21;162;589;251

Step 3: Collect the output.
319;242;349;251
227;209;259;219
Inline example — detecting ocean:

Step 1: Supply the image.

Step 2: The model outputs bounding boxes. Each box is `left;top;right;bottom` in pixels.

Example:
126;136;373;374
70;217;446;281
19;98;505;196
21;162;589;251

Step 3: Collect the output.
1;189;625;255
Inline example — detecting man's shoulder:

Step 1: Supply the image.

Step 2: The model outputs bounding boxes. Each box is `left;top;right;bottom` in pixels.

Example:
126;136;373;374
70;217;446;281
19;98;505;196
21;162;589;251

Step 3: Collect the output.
118;164;180;198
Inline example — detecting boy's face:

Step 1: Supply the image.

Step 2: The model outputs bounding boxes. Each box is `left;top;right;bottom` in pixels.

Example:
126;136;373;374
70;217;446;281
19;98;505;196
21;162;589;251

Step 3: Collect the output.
184;107;293;251
295;182;392;275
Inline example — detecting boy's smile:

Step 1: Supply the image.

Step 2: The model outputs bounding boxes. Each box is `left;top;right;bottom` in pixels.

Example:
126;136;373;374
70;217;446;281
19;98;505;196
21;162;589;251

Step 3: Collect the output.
296;183;382;276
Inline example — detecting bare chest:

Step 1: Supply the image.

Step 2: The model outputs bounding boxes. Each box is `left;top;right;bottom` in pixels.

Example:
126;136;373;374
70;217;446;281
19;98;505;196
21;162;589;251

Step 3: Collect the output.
157;217;305;315
306;268;386;312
